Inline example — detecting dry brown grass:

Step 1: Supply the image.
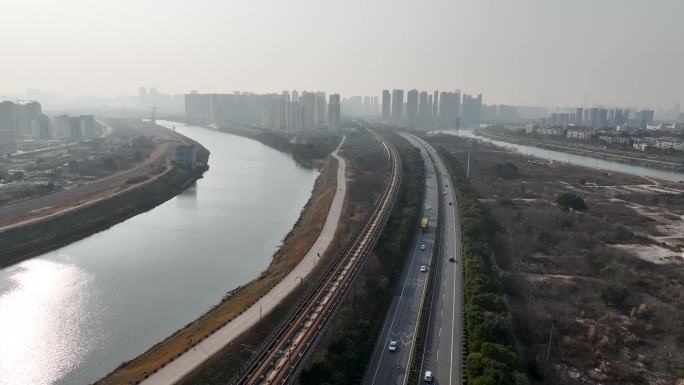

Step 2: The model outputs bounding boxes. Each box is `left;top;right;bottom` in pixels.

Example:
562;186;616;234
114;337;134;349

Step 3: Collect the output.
427;134;684;385
96;155;339;385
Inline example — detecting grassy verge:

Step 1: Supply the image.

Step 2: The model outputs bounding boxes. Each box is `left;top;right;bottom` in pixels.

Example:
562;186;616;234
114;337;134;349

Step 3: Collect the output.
217;124;341;169
430;133;684;384
299;133;425;385
437;147;529;385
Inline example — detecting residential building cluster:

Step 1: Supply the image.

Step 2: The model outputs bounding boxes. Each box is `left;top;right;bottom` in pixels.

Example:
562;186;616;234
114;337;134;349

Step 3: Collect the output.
185;90;341;131
0;100;98;151
379;89;519;125
339;95;379;117
631;136;684;151
138;86;184;111
517;123;684;152
545;107;655;130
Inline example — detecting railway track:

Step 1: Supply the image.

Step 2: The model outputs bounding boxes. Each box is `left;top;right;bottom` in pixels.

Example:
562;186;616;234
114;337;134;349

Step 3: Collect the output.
231;132;401;385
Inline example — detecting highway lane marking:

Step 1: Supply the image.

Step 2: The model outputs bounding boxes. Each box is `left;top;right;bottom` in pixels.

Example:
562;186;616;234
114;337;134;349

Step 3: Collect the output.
369;146;434;385
419;137;461;385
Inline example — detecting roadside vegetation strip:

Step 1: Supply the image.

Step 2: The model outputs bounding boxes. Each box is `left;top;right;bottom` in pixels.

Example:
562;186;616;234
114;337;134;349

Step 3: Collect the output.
300;135;425;385
437;147;529;385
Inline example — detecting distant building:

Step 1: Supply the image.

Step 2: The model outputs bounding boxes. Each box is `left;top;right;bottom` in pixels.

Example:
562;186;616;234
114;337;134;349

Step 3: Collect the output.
566;129;592;140
381;90;391;120
328;94;341;131
432;90;439;118
497;105;518;121
418;91;430;121
0;100;42;139
69;116;83;138
406;89;419;122
81;115;96;137
36;114;51;139
314;92;327;127
461;93;482;124
599;135;631;145
185;91;329;131
637;109;655;128
537;126;566;136
53;115;71;138
0;101;17;150
575;108;584;125
176;145;197;168
438;91;461;124
391;89;404;121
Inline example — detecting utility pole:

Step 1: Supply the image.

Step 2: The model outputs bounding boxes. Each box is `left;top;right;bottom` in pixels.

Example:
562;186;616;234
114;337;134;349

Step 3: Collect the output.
466;143;471;179
151;106;157;125
545;323;554;373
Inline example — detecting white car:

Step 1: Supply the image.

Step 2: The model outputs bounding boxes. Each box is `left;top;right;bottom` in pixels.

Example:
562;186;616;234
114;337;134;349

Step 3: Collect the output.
424;370;433;382
420;265;427;272
420;244;426;250
388;340;397;352
443;191;447;195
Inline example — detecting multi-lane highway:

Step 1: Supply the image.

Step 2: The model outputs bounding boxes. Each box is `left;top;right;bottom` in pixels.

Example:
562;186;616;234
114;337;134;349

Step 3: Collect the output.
410;134;463;385
363;133;440;385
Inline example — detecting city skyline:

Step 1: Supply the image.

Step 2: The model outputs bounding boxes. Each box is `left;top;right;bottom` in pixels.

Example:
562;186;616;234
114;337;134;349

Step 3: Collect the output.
1;0;683;108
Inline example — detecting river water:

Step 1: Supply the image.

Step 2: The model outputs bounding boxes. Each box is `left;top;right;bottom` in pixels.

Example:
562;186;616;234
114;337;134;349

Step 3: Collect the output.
0;121;318;385
437;128;684;182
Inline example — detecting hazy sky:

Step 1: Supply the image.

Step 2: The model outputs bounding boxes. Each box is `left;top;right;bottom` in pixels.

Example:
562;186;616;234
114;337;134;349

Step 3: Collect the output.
1;0;682;107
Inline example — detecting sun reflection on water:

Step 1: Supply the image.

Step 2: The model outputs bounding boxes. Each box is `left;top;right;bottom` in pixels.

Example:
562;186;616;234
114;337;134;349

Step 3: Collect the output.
0;258;102;385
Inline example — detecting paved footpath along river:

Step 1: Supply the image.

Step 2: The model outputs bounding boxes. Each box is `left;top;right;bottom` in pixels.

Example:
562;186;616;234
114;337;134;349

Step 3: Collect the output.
0;121;318;385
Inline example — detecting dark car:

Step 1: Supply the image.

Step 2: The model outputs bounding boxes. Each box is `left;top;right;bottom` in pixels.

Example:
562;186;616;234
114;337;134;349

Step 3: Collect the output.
449;257;456;262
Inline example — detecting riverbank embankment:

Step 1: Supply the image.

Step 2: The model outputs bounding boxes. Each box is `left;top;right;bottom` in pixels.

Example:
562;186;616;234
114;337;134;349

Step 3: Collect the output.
212;123;341;169
0;129;209;269
95;136;345;385
477;129;684;174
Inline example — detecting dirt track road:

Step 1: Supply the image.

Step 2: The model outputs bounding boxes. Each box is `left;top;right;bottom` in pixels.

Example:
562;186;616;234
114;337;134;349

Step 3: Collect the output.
0;127;185;231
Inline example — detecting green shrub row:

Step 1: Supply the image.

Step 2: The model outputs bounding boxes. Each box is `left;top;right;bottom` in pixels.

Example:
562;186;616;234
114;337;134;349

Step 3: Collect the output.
438;148;529;385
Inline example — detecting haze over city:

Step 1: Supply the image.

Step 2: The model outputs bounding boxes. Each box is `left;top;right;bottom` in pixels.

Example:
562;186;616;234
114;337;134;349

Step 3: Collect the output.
1;2;684;385
1;0;683;107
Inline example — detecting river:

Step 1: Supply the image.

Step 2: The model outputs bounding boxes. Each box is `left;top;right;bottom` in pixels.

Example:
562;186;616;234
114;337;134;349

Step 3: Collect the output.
0;121;318;385
437;128;684;182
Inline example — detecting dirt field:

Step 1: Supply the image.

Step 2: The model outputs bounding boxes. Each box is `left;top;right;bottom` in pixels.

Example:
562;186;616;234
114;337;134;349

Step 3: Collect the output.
426;133;684;385
0;120;188;230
